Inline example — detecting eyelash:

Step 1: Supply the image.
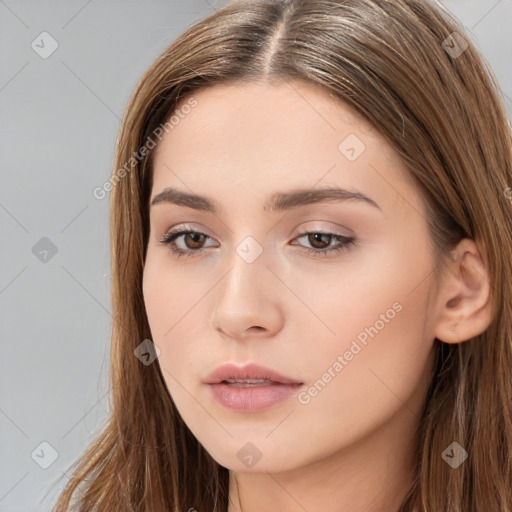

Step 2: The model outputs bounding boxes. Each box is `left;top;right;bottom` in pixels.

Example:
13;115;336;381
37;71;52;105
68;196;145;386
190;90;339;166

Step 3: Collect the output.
158;225;356;259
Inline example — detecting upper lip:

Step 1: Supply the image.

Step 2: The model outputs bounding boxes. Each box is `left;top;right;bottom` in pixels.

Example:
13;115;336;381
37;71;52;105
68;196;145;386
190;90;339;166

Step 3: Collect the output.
204;363;303;385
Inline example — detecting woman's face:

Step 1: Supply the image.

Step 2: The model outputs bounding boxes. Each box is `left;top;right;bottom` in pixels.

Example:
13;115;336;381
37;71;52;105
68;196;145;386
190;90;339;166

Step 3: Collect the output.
142;80;438;472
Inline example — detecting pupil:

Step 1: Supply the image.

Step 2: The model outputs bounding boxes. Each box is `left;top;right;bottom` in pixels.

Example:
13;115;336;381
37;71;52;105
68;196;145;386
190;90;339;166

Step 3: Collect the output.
310;233;330;248
187;233;203;248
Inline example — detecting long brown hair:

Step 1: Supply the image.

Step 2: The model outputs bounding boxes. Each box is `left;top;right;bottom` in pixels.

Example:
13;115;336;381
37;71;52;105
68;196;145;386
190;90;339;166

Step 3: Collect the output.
52;0;512;510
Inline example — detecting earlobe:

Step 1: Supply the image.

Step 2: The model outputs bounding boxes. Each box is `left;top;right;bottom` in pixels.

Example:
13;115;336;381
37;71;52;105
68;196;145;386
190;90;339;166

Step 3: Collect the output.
434;239;493;344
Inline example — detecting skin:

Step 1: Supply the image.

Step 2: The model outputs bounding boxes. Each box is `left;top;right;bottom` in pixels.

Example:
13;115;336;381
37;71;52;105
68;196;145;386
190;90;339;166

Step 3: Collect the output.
142;80;492;512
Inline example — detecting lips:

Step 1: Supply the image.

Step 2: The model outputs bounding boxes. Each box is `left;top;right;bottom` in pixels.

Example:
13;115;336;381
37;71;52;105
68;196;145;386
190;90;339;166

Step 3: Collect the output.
205;363;303;412
204;362;303;385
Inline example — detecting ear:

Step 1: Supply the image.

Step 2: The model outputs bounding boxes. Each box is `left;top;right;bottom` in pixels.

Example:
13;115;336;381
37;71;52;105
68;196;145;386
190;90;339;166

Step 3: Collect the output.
434;238;493;344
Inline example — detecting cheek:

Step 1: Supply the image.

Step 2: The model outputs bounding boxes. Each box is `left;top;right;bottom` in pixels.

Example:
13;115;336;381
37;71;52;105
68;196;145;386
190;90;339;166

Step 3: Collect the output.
291;247;435;429
287;288;433;463
142;254;212;386
277;240;426;354
142;250;208;338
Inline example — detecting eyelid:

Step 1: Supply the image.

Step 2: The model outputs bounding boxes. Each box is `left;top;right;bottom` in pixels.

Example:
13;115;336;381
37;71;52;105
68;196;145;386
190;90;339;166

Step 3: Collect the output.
291;221;354;239
162;223;208;237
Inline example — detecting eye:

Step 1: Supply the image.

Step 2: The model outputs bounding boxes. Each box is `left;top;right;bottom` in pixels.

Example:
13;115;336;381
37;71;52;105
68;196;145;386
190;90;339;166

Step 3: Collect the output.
158;226;356;258
291;231;356;256
158;225;217;258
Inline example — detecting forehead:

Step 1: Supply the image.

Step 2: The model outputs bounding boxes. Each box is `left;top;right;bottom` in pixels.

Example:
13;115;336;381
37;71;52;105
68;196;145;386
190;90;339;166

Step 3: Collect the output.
150;80;421;217
163;80;376;151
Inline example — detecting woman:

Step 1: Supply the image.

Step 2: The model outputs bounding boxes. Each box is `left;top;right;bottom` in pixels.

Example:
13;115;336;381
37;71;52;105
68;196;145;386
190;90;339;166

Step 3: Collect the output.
52;0;512;510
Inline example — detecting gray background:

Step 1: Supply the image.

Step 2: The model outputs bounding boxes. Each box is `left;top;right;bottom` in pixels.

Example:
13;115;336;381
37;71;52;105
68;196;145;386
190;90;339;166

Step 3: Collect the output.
0;1;510;510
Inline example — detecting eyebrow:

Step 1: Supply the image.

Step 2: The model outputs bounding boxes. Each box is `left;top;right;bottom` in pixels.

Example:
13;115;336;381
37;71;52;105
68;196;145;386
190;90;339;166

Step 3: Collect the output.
150;186;381;213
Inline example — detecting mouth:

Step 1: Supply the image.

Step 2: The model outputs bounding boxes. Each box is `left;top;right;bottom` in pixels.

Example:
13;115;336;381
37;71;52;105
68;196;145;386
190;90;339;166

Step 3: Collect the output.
220;378;287;387
204;363;303;412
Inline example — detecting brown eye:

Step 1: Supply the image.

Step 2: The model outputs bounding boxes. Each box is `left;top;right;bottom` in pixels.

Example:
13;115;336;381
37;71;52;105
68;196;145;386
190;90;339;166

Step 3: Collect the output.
158;227;216;258
291;231;356;257
307;233;333;249
182;232;206;250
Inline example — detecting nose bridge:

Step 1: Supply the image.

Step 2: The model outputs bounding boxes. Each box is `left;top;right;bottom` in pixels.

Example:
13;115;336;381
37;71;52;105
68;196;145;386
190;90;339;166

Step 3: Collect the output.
211;233;283;337
220;234;269;311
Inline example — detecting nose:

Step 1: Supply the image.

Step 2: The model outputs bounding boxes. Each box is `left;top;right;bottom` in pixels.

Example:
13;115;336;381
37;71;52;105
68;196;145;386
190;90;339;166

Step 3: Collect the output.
210;247;284;341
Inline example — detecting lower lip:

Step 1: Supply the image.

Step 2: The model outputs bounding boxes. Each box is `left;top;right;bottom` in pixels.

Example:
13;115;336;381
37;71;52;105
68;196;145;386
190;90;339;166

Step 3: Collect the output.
208;382;303;412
